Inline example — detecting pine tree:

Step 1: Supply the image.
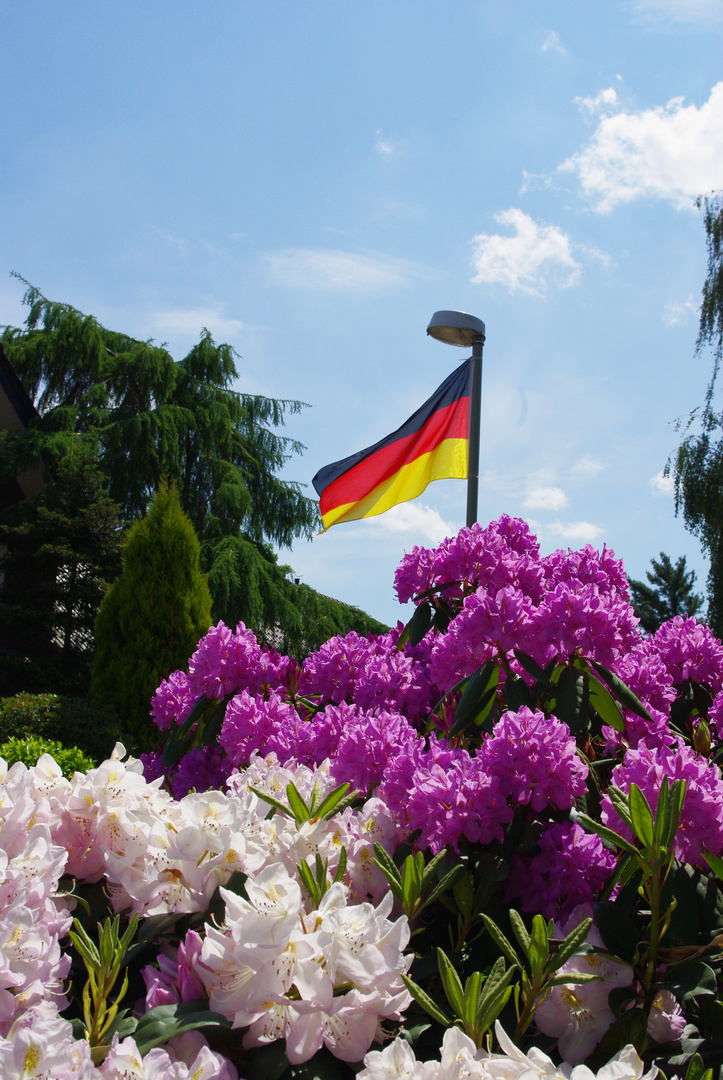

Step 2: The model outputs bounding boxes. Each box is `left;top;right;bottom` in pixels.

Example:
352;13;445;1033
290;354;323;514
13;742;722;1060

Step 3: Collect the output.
0;443;122;696
628;552;704;634
89;482;213;749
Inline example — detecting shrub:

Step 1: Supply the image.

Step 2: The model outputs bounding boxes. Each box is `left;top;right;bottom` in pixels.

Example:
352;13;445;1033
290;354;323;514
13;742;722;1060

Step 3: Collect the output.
0;691;123;762
0;734;95;776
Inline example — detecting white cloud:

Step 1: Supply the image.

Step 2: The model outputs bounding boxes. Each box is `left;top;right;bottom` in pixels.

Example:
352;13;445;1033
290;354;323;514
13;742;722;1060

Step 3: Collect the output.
371;503;459;544
148;308;244;341
524;485;568;510
375;130;395;155
470;209;581;295
574;87;620;121
547;520;604;543
542;30;566;53
570;455;606;478
663;295;697;326
649;469;675;495
265;248;428;292
630;0;723;25
561;82;723;212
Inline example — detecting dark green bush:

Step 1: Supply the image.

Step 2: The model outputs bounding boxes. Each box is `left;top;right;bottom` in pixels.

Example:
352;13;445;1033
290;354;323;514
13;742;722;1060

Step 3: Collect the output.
0;692;124;762
0;735;95;777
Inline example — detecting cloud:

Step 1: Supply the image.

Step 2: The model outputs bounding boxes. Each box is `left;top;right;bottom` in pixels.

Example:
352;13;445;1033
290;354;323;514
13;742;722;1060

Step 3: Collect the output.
265;248;428;292
375;130;395;155
371;503;459;544
663;295;697;326
570;455;606;478
542;30;566;53
470;209;581;295
561;81;723;211
524;485;568;510
547;520;604;543
629;0;723;25
649;469;675;495
575;88;620;121
148;308;244;341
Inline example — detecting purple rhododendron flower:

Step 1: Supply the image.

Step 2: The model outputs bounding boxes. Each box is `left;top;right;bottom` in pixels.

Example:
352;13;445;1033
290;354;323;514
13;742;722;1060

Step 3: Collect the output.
480;707;587;811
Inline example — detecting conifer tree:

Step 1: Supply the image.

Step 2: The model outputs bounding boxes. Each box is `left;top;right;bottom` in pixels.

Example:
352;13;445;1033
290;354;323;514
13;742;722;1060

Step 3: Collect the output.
0;280;318;633
628;552;704;634
90;482;213;749
0;443;122;696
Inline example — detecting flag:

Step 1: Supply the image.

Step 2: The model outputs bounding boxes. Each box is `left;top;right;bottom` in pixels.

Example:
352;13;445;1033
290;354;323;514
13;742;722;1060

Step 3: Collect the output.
312;358;472;531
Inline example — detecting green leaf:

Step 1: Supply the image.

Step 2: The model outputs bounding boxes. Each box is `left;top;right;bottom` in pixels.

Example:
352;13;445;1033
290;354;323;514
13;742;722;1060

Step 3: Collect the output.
163;694;208;768
420;863;467;914
628;784;655;850
575;812;640;858
546;972;602;987
588;674;626;733
372;842;404;900
592;903;638;965
409;601;434;646
509;909;531;963
132;1000;231;1056
420;849;448;892
503;673;533;712
529;914;549;975
286;782;310;824
685;1053;713;1080
512;649;551;685
480;914;522;968
661;959;718;1001
590;660;654;724
200;693;233;747
554;666;590;734
400;975;453;1028
547;917;593;972
314;783;352;820
248;786;293;818
437;949;465;1019
451;660;499;736
402;854;422;909
333;846;347;884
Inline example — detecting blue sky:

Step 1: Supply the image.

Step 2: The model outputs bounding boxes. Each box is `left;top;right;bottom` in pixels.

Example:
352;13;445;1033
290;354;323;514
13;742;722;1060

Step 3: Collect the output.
2;1;723;627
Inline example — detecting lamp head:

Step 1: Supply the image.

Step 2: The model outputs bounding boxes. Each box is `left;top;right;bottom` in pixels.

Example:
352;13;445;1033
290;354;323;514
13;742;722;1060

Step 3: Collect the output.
427;310;485;348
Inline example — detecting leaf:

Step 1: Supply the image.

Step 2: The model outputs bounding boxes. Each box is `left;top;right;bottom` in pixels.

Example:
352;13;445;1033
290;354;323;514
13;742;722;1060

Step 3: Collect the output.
409;601;434;646
685;1053;713;1080
503;673;533;712
162;694;208;768
628;784;655;850
588;674;626;733
512;649;550;685
592;903;638;965
132;1000;231;1055
575;813;640;859
590;661;654;724
508;910;531;963
248;786;293;819
554;666;590;734
451;660;499;736
244;1040;291;1080
529;914;549;975
548;917;593;972
372;843;404;900
401;975;453;1028
661;959;718;1001
314;783;353;820
480;914;522;969
420;863;466;913
437;949;465;1019
200;692;233;747
286;782;310;824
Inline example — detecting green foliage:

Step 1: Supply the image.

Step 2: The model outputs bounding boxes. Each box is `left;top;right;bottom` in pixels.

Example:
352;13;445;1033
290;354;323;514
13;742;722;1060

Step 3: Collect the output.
0;691;122;761
0;734;95;776
670;193;723;636
628;552;704;634
0;442;123;696
90;482;213;750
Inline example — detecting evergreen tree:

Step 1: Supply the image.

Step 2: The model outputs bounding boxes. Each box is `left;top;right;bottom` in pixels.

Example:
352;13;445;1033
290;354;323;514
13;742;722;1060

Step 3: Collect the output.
0;443;122;696
90;482;213;749
670;192;723;634
1;280;319;632
628;552;704;634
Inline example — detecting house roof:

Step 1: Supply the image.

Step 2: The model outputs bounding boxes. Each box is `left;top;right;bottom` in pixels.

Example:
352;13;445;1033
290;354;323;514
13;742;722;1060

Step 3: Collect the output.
0;343;37;429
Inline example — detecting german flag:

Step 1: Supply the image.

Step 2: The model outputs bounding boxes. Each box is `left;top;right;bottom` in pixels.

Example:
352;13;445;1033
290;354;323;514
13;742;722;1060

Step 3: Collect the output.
313;358;472;531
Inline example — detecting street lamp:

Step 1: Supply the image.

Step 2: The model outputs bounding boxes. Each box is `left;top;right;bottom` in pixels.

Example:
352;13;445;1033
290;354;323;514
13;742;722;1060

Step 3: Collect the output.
426;311;486;529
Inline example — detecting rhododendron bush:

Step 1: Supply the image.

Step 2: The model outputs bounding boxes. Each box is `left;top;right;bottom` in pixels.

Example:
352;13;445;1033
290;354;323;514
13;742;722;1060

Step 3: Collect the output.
5;515;723;1079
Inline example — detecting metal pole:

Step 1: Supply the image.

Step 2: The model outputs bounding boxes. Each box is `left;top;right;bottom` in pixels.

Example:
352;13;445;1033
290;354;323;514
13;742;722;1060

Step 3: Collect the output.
466;335;484;528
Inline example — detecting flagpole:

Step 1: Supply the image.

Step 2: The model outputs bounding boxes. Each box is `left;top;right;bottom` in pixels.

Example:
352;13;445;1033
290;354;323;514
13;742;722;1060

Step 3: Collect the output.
426;310;486;528
466;332;484;528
